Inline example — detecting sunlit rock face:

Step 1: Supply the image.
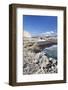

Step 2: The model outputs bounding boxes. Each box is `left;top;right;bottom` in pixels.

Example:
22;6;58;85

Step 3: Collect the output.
23;43;57;75
23;48;57;75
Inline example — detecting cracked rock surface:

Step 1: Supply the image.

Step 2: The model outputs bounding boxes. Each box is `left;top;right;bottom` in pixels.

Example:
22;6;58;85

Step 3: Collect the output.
23;40;57;75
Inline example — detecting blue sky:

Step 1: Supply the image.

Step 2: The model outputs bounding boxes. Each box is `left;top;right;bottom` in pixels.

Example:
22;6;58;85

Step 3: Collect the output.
23;15;57;36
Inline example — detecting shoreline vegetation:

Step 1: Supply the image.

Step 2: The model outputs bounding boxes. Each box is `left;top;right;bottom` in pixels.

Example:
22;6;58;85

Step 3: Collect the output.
23;36;57;75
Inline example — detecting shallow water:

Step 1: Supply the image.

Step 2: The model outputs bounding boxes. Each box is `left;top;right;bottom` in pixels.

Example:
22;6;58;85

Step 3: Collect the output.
43;45;57;59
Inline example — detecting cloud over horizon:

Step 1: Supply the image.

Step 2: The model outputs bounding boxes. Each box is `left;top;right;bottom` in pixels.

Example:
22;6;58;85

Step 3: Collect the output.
42;31;57;36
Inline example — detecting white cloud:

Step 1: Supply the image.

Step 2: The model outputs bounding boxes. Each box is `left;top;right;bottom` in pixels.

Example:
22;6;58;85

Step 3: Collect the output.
24;31;31;37
42;31;56;36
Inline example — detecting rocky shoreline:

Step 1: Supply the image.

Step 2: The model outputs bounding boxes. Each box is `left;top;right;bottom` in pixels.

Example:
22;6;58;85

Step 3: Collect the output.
23;41;57;75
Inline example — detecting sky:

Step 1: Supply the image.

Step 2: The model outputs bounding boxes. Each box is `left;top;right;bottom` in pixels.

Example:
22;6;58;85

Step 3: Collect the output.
23;15;57;36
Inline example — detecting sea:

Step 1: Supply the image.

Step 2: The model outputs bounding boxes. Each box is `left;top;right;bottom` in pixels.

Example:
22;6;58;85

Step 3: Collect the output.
43;45;57;59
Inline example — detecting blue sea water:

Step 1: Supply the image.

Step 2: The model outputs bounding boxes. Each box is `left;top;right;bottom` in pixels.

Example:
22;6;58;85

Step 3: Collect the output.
43;45;57;59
